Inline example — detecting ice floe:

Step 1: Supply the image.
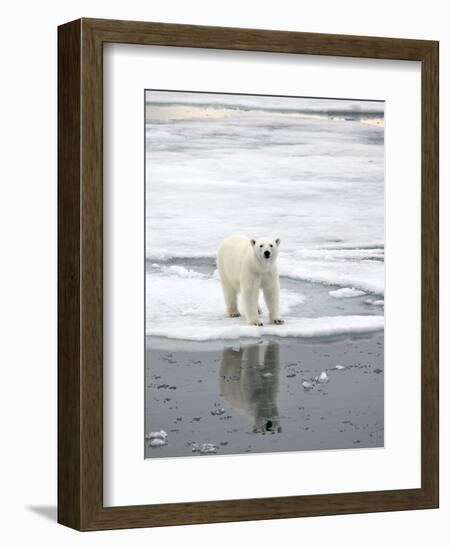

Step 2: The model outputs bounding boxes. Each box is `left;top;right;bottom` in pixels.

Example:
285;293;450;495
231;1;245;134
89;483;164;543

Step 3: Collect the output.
147;313;384;342
145;430;168;447
146;266;383;342
317;371;329;383
329;287;366;298
364;298;384;306
191;442;218;455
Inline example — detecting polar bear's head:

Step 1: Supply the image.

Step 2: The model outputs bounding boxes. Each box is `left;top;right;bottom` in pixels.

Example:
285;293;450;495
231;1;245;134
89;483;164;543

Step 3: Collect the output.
250;237;280;264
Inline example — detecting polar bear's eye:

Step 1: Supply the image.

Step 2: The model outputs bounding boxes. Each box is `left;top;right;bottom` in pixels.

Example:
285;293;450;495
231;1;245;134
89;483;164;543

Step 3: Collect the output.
260;244;263;248
270;244;273;247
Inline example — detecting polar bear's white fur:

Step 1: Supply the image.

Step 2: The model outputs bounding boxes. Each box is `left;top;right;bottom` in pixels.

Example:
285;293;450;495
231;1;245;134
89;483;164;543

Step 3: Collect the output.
217;234;284;326
220;343;281;434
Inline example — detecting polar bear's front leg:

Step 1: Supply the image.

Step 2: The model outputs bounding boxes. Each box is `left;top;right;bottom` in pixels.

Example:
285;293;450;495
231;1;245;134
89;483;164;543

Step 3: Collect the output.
242;286;263;326
263;275;284;325
222;282;240;317
218;268;240;317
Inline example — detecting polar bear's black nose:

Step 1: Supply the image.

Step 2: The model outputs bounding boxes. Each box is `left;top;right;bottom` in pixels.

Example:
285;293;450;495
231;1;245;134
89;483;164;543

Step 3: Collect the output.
264;250;271;258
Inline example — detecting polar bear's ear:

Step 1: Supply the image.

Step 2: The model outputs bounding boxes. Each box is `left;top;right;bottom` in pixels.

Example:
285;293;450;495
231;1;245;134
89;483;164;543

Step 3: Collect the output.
275;238;280;246
250;239;256;247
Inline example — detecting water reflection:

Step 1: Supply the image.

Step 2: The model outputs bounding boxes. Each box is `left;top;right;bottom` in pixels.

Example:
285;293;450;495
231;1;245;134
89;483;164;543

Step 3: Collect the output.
220;342;281;434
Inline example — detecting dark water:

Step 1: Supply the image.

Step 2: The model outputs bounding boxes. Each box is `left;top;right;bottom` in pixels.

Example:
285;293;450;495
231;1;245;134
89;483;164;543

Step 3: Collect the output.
145;333;384;459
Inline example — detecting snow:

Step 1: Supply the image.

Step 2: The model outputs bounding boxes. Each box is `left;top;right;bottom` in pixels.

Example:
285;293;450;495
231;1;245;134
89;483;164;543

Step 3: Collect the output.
144;91;385;344
147;313;384;342
280;259;383;296
146;91;384;298
146;263;383;341
146;267;305;336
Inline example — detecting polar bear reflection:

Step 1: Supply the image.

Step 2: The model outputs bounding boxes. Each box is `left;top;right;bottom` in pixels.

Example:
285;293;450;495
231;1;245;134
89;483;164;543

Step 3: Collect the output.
220;342;281;434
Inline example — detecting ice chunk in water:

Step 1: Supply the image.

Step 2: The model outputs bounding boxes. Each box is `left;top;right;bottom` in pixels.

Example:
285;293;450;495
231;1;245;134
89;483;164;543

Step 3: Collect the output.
317;371;329;383
191;442;218;455
149;438;166;448
365;298;384;306
211;406;225;416
329;287;366;298
146;430;168;447
201;443;218;455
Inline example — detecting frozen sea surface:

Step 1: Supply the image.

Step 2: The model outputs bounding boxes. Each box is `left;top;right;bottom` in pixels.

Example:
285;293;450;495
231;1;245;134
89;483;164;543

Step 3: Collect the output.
145;91;384;343
146;259;383;345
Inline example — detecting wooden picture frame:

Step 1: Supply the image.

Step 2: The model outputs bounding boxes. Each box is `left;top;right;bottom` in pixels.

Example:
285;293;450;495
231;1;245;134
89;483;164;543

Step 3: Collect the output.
58;18;439;531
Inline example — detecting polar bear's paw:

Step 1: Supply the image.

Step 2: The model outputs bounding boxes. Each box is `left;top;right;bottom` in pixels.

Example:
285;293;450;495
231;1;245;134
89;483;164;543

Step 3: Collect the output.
249;320;264;326
272;318;285;325
228;312;241;318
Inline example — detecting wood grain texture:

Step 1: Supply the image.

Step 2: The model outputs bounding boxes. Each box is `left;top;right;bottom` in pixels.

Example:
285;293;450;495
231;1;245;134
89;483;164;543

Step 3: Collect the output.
57;18;439;531
420;41;439;505
57;19;82;530
79;19;104;530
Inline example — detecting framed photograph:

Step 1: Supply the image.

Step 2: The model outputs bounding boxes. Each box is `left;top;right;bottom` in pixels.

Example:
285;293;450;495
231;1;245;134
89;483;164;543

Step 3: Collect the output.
58;18;439;530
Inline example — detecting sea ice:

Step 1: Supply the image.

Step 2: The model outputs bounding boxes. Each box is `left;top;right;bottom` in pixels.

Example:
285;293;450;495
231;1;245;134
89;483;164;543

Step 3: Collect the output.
148;438;166;448
145;91;385;345
146;430;168;447
162;265;207;278
317;371;329;383
364;299;384;306
191;442;218;455
201;443;218;454
147;310;384;342
329;287;366;298
146;430;167;440
146;268;318;340
278;259;384;296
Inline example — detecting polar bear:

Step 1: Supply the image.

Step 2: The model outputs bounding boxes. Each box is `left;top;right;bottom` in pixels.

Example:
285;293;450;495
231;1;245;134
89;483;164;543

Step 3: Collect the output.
220;342;282;434
217;234;284;326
